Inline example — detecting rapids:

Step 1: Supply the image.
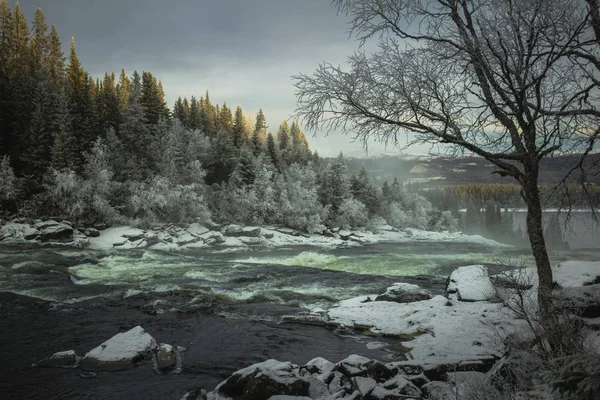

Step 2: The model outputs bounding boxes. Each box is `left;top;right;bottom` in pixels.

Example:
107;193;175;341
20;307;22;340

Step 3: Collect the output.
1;241;599;399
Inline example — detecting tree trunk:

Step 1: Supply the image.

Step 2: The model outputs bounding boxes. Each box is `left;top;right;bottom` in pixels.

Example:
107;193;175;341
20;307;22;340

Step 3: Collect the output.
522;172;554;309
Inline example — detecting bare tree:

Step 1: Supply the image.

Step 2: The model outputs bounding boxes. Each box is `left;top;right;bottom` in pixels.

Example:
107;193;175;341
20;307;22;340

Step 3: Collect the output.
293;0;600;305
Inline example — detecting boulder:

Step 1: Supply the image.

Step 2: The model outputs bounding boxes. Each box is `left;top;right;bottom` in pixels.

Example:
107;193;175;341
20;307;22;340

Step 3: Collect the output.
154;343;176;371
34;220;60;230
557;284;600;318
203;232;225;245
187;223;209;237
216;360;310;400
375;283;431;304
80;326;157;371
421;381;455;400
39;222;73;242
82;227;100;238
34;350;79;369
144;232;160;246
380;375;422;398
93;222;108;231
446;265;495;302
338;230;354;240
224;225;262;238
123;232;146;242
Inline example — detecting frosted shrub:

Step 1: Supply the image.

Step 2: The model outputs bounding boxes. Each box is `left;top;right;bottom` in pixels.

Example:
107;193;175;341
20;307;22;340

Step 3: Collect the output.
429;210;459;232
0;155;17;201
129;175;210;226
45;169;86;221
276;164;324;233
335;198;369;229
366;215;387;233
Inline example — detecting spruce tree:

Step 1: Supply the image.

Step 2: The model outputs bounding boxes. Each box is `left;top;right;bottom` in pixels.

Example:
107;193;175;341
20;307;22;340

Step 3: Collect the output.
97;72;121;136
47;25;64;86
173;97;189;126
141;71;165;125
116;68;130;111
232;105;246;147
120;70;151;180
218;102;233;134
200;91;217;136
51;87;78;171
277;121;291;151
188;96;201;130
266;133;279;169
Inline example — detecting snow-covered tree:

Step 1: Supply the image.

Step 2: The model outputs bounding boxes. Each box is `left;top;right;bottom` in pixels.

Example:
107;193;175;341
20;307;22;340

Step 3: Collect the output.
0;155;17;201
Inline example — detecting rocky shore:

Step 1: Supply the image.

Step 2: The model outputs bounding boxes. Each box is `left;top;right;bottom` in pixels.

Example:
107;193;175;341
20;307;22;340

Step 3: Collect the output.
0;219;507;251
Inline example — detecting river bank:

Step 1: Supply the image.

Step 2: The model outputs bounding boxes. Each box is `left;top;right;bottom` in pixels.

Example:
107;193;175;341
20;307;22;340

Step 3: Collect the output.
0;219;508;251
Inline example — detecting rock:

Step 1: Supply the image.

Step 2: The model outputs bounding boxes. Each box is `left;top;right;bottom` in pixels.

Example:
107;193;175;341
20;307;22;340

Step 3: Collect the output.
187;223;209;237
353;376;377;394
93;222;108;231
380;375;422;398
203;232;225;245
302;357;336;382
264;232;274;239
176;232;200;246
216;360;309;400
39;223;73;242
205;221;221;231
34;220;60;230
375;283;431;304
406;373;430;388
365;360;396;382
144;232;160;246
244;373;310;400
34;350;79;368
224;225;262;238
446;265;495;302
80;326;157;371
154;343;176;371
123;232;146;242
23;229;40;241
337;354;371;377
557;284;600;318
338;230;354;240
82;227;100;238
421;381;454;400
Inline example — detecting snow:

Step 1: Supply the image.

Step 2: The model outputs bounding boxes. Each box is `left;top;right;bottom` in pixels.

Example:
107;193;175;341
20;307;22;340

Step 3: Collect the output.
447;265;495;301
82;326;156;364
87;227;146;250
328;294;517;363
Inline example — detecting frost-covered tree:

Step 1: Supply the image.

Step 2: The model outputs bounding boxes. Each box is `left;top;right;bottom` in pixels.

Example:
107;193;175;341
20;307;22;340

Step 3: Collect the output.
319;152;351;221
276;163;324;232
0;155;17;201
335;198;369;229
293;0;600;303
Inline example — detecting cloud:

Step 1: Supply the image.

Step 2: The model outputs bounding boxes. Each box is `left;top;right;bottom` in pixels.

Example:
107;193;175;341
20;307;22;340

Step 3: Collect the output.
18;0;428;157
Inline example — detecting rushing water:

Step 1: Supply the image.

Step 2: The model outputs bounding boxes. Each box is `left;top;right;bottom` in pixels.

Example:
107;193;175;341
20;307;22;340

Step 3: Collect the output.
1;241;598;399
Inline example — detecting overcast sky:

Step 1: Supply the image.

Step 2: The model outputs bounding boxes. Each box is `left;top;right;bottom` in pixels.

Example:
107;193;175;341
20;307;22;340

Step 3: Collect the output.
18;0;432;157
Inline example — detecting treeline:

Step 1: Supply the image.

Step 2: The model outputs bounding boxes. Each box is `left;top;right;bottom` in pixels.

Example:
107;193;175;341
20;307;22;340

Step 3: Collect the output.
419;184;579;247
0;2;457;234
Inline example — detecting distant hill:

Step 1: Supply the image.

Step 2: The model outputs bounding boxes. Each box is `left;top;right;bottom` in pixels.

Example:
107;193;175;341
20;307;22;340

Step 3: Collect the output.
342;153;600;187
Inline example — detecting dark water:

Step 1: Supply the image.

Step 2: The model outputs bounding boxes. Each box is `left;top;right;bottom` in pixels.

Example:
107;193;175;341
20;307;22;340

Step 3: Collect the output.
1;241;597;399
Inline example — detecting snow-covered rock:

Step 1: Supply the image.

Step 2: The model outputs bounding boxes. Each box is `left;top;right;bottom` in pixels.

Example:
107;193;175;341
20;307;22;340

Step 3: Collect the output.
212;359;310;400
375;283;431;303
33;350;80;369
421;381;455;400
446;265;495;302
80;326;157;371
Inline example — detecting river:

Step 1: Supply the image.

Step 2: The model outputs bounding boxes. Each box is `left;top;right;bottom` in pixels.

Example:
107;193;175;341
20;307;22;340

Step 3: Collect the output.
1;241;598;399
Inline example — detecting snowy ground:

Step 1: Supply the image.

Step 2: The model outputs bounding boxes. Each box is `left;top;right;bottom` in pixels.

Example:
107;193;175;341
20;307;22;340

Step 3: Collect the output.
0;219;509;250
325;261;600;365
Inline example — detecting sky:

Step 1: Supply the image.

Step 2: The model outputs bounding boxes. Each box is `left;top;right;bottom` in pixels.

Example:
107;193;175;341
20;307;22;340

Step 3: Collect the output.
16;0;431;158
